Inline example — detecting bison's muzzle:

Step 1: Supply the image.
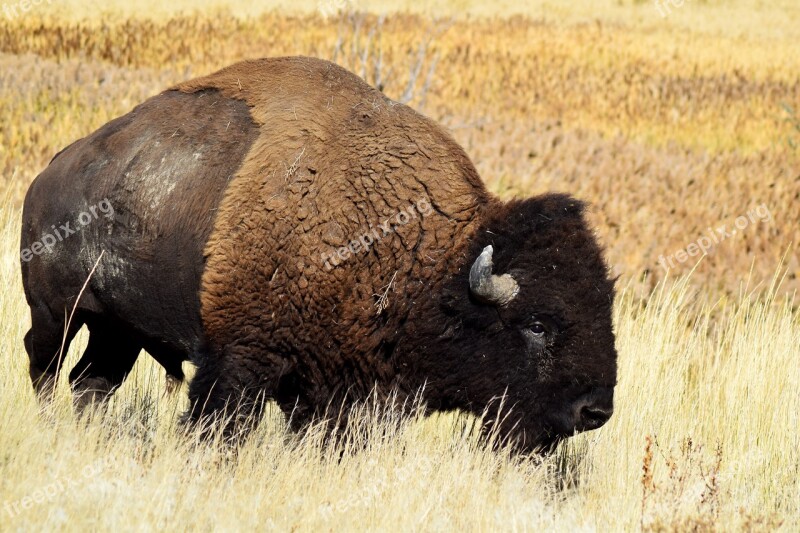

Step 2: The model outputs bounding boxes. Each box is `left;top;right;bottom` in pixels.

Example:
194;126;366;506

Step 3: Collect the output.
555;386;615;436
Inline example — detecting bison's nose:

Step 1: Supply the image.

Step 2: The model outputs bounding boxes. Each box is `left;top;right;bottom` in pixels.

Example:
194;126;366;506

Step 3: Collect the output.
571;387;614;432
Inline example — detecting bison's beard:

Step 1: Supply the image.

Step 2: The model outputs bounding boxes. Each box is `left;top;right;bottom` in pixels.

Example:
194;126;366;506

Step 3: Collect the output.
477;404;569;455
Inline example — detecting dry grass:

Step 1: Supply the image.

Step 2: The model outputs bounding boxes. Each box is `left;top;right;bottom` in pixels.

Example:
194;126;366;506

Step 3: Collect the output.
1;207;796;529
1;1;799;530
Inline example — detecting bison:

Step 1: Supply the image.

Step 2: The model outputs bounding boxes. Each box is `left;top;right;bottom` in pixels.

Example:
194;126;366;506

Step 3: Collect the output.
21;56;617;451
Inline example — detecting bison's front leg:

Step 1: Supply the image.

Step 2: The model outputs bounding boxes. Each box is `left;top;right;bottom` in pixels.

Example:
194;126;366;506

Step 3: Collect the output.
184;345;287;442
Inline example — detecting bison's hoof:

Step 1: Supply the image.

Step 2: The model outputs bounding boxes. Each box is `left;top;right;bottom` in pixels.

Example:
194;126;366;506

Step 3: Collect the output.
164;374;183;396
31;372;58;404
72;378;114;413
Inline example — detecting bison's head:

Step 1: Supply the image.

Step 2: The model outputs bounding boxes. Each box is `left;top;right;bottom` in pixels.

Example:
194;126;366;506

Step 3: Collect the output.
410;193;617;453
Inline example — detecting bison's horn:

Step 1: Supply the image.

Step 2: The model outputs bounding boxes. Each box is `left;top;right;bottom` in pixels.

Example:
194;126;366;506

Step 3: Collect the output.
468;245;519;306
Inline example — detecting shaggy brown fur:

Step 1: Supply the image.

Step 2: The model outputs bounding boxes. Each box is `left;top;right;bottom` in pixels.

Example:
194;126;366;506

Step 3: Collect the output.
174;58;497;423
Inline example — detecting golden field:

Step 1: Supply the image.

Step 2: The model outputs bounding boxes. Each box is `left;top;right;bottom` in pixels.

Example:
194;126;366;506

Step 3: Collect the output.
0;1;798;530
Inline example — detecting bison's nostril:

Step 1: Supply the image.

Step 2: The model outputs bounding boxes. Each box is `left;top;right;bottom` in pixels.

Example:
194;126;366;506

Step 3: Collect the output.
579;405;613;429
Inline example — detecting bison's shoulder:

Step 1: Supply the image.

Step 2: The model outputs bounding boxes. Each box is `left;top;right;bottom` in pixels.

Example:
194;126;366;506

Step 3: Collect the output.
191;58;493;361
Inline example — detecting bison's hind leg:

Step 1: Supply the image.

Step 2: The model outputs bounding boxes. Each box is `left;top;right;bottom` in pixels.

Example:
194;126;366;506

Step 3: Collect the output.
68;318;141;412
163;372;184;396
25;304;84;402
142;342;187;397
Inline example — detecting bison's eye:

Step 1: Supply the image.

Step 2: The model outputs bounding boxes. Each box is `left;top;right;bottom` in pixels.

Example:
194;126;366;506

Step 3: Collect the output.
522;317;558;351
529;321;546;336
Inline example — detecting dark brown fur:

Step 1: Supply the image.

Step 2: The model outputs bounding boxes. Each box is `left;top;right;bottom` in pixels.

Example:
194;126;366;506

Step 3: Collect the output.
22;57;617;451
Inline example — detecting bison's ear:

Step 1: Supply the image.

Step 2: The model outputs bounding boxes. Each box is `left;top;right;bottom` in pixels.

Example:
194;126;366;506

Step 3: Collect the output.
469;245;519;307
